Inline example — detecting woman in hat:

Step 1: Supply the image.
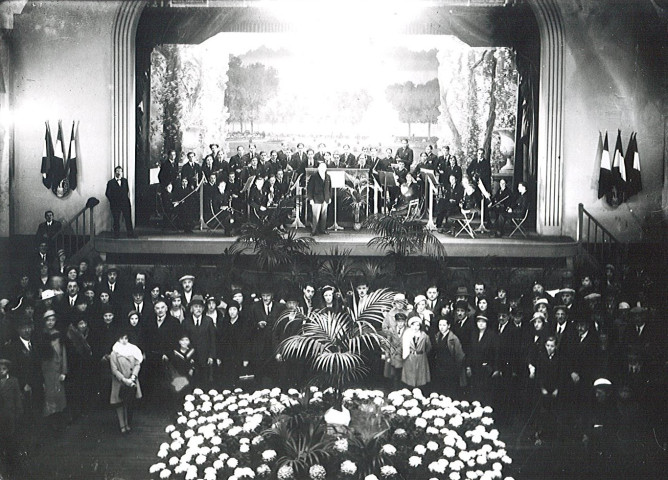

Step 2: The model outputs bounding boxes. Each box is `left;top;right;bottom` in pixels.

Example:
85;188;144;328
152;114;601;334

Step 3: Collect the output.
383;312;407;389
319;285;343;315
168;290;187;324
413;295;434;333
109;330;143;434
125;310;144;352
38;310;68;428
0;358;23;467
466;315;500;402
219;301;250;388
401;314;432;387
65;316;95;417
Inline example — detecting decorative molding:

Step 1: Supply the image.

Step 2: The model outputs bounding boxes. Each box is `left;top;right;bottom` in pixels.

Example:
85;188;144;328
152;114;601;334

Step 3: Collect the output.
111;0;148;223
528;0;564;235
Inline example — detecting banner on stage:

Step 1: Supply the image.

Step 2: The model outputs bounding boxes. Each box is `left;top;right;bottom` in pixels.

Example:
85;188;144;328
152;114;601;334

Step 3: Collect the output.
305;168;369;190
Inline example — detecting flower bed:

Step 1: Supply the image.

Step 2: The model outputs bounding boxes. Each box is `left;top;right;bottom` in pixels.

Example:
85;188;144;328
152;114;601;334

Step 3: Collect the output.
150;387;514;480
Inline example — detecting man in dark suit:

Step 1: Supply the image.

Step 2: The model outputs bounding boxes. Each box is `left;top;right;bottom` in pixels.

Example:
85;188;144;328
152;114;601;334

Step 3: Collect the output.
395;138;414;169
180;152;202;189
242;143;260;166
2;316;43;420
105;166;136;238
340;144;356;168
551;305;576;351
466;148;492;200
298;283;316;317
290;143;307;171
452;300;475;356
250;288;286;388
306;160;332;236
229;145;246;176
494;305;520;421
35;210;62;247
424;145;438;170
158;150;179;189
184;295;216;388
495;181;529;237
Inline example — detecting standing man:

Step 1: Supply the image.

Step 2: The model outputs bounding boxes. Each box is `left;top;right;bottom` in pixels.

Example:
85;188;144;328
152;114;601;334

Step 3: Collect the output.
395;138;414;169
181;152;202;189
158;150;179;190
105;166;136;238
35;210;62;247
467;148;492;202
306;160;332;236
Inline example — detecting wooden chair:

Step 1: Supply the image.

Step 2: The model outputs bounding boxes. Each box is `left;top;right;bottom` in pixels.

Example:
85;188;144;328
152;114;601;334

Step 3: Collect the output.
405;199;421;221
509;208;530;238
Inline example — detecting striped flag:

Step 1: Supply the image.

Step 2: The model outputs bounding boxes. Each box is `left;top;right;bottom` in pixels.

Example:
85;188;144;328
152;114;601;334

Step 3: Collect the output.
40;122;54;190
66;121;78;191
52;120;67;197
626;132;642;199
609;129;625;205
597;131;611;200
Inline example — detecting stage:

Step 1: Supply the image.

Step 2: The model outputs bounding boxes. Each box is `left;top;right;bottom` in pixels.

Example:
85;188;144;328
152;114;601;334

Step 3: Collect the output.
94;226;579;264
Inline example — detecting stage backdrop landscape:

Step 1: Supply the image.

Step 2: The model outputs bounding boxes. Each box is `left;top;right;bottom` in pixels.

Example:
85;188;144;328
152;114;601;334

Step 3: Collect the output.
149;32;518;172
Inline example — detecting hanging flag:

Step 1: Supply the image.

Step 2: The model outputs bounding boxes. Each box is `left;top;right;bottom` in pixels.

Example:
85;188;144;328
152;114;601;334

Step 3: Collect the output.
40;121;54;190
608;129;624;206
66;121;78;191
626;132;643;199
591;131;603;191
597;131;611;200
52;120;68;197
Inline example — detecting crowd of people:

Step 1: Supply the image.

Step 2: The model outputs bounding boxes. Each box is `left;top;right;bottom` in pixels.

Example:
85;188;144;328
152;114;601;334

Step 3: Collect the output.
155;140;529;237
0;207;664;473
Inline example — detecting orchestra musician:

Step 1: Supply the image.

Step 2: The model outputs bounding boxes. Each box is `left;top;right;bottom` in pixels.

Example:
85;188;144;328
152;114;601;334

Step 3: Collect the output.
435;174;464;231
392;172;419;215
173;176;197;233
489;178;512;227
210;180;234;235
248;176;269;223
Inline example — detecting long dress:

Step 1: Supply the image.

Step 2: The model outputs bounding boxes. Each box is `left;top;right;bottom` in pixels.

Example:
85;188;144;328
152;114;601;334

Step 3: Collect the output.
41;333;68;416
109;351;142;405
401;331;432;387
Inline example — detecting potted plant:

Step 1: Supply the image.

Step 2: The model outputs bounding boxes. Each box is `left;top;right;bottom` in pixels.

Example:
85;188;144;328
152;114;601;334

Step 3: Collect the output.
342;178;369;230
275;289;395;426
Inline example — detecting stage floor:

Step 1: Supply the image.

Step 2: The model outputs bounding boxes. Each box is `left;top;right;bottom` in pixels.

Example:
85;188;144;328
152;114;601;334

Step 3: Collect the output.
95;226;579;259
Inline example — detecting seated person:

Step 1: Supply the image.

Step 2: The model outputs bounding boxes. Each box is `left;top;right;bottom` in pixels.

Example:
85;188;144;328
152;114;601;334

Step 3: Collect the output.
210;180;234;235
248;176;269;223
489;178;513;224
392;173;419;215
436;174;464;231
495;182;529;237
460;177;480;212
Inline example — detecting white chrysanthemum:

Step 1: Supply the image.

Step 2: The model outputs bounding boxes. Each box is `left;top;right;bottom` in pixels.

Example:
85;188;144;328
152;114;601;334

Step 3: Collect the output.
159;468;171;479
195;454;206;465
393;428;407;438
213;459;224;470
340;460;357;475
466;471;477;479
381;444;397;455
227;457;239;468
414;444;427;456
450;472;461;480
428;461;446;474
427;441;439;451
234;466;255;478
168;456;179;466
477;455;488;465
449;416;463;427
277;464;294;480
433;417;446;428
365;474;379;480
256;464;271;476
183;402;194;412
380;465;397;477
443;446;456;458
501;455;512;464
408;456;422;467
450;460;465;471
262;450;277;461
415;417;428;428
492;462;502;471
334;438;349;452
309;464;326;480
149;463;166;473
184;469;197;480
240;444;250;454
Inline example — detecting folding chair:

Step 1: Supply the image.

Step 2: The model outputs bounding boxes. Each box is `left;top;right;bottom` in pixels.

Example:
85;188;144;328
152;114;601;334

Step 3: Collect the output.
156;189;179;230
405;199;421;221
453;207;478;239
509;208;530;238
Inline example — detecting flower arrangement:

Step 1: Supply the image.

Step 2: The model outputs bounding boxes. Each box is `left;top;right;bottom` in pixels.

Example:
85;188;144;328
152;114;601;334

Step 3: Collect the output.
150;387;515;480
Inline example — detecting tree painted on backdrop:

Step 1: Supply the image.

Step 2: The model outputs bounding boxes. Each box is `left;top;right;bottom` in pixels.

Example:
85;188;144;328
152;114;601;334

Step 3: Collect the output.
224;55;279;134
385;80;440;139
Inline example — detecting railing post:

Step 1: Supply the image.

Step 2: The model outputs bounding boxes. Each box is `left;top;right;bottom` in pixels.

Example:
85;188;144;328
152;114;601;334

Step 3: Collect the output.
90;206;95;244
577;203;583;242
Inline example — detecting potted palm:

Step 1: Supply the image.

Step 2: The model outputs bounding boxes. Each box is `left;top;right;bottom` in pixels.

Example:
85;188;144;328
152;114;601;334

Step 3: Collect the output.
341;177;369;230
275;289;395;426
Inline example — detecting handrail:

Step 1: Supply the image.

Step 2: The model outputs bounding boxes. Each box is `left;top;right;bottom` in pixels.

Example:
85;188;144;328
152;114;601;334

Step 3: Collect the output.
577;203;627;269
53;197;100;258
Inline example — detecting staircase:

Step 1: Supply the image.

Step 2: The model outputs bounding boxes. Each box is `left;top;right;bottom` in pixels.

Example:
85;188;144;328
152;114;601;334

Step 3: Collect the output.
52;197;100;262
576;203;628;272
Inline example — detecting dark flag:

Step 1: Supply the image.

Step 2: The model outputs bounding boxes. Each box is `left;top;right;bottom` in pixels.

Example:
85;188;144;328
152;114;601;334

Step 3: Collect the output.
66;121;78;191
597;131;611;200
52;120;68;197
40;122;54;190
626;132;642;199
608;129;624;206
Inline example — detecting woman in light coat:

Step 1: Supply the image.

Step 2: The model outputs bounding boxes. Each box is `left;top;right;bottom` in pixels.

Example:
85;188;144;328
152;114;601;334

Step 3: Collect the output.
109;331;143;434
401;314;432;387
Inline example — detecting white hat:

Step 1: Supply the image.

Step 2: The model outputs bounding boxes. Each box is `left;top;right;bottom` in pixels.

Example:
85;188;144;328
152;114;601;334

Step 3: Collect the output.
593;378;612;387
179;274;195;283
41;289;57;300
618;302;630;310
531;312;546;322
414;295;427;305
393;293;406;302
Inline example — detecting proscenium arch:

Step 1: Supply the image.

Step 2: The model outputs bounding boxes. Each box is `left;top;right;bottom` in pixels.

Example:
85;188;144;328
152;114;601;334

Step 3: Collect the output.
112;0;565;235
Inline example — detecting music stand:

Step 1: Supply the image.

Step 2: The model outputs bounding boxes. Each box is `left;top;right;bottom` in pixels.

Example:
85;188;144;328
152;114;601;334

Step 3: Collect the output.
287;172;306;229
328;169;346;231
379;171;398;215
475;179;491;233
241;175;256;220
421;169;438;231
